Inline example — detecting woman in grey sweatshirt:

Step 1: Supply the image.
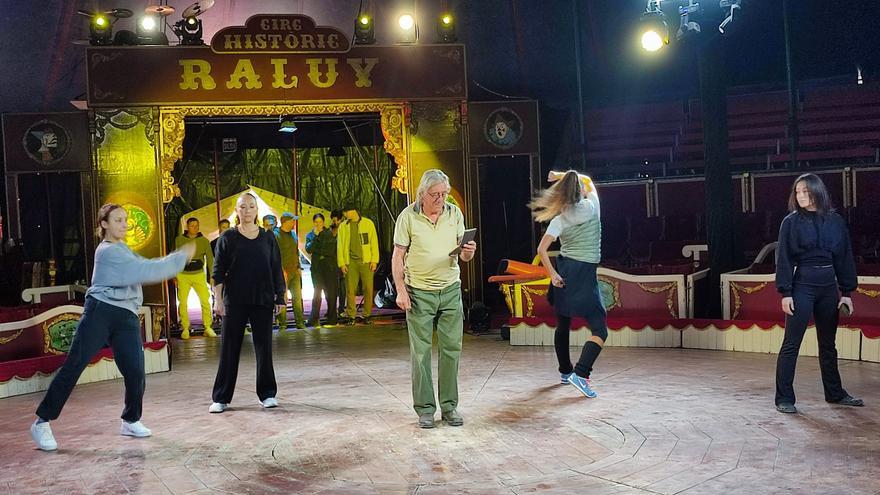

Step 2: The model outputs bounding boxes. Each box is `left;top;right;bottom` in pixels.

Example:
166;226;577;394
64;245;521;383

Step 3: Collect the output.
30;203;195;451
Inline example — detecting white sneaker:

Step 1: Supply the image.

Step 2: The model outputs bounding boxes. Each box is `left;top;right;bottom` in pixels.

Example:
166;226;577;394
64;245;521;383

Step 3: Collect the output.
260;397;278;408
31;421;57;451
209;402;228;413
120;420;152;438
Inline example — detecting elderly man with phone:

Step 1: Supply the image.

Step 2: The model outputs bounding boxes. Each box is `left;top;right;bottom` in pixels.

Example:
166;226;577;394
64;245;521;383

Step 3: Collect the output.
392;169;477;429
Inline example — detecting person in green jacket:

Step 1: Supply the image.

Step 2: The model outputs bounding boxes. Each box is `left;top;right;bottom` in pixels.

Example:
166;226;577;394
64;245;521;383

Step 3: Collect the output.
175;217;215;339
305;213;338;326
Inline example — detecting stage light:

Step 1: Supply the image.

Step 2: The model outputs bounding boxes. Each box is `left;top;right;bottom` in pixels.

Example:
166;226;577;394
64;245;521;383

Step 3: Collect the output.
278;119;298;133
398;14;415;30
174;16;204;45
140;16;157;31
90;14;113;45
676;0;701;42
718;0;741;34
436;13;456;43
640;1;668;52
397;13;417;43
354;14;375;44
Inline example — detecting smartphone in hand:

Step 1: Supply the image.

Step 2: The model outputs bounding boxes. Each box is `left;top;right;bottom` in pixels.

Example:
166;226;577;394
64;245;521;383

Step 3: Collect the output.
449;228;477;256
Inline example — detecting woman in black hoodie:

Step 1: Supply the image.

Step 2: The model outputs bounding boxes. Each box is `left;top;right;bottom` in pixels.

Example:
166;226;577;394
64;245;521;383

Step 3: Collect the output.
774;173;862;413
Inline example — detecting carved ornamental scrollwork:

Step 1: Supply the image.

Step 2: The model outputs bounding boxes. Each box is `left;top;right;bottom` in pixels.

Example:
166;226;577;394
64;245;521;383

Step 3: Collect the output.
158;103;408;202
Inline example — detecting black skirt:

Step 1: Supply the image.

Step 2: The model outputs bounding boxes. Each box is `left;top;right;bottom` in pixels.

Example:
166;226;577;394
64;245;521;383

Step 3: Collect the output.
547;255;602;318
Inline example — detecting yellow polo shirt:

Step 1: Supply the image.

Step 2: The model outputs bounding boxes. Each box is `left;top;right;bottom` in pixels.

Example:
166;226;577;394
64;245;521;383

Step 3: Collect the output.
394;202;466;291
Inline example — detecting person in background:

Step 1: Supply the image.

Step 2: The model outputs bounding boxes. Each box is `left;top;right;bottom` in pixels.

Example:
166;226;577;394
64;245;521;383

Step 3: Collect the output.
174;217;215;339
30;203;195;451
305;213;338;327
275;212;305;330
330;209;346;319
337;204;379;324
209;192;285;413
211;218;231;256
774;173;863;414
262;214;277;234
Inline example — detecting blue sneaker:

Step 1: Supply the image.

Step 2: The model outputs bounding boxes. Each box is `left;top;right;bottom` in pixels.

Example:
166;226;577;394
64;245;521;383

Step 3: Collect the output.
568;374;598;398
560;372;572;384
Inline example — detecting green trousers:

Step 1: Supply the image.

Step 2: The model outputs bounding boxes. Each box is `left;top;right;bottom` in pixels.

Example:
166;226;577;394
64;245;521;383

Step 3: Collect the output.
406;281;463;415
344;259;374;319
277;268;304;327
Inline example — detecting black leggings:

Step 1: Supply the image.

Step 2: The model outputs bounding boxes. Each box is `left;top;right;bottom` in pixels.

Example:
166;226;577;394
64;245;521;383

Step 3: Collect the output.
553;266;609;379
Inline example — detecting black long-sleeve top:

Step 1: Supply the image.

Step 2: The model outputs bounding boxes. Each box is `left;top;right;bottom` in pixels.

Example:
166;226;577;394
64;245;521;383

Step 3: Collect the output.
212;228;286;307
775;210;858;297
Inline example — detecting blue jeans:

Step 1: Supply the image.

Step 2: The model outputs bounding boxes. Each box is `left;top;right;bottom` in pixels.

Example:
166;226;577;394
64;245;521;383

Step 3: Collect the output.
36;297;146;422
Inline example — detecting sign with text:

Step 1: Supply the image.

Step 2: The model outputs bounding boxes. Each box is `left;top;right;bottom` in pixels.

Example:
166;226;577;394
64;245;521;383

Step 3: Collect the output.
211;14;351;54
86;44;466;107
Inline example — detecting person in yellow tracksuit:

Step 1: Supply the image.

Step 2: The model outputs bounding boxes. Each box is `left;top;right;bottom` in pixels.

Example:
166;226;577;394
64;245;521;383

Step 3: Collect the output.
175;217;215;339
337;205;379;324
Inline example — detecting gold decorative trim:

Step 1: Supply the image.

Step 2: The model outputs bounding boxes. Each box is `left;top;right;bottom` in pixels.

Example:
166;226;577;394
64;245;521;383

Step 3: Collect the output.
729;281;771;320
856;287;880;298
597;275;622;312
636;281;679;317
521;285;548;318
158;103;408;202
0;329;24;345
41;313;81;355
498;284;514;315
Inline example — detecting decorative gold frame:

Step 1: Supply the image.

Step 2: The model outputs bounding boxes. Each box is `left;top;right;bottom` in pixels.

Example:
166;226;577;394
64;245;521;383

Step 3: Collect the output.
158;103;409;203
636;281;680;317
729;281;771;320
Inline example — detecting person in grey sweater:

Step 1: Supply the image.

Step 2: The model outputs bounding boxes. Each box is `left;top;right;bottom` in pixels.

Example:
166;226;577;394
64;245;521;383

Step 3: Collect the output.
30;203;195;451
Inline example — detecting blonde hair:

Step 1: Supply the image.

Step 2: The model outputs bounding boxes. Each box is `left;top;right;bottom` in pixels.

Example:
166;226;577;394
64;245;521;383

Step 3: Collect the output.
529;170;582;223
95;203;123;238
234;192;259;226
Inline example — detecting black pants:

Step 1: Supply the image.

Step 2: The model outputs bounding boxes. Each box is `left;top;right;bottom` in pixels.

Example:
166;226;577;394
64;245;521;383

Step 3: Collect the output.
37;297;145;422
212;304;277;403
309;260;338;324
775;283;848;405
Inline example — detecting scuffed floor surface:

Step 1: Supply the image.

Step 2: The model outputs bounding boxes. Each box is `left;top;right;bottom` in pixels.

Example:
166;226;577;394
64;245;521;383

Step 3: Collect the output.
2;323;879;494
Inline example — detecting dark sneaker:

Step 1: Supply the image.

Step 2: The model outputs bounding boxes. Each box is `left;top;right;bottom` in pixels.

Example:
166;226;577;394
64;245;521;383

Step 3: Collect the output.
355;316;364;324
441;410;464;426
569;374;598;398
363;316;373;324
560;372;572;384
776;403;797;413
829;395;864;407
418;413;435;429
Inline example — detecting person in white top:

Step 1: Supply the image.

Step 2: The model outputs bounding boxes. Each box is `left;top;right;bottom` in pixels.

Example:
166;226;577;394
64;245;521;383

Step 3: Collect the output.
530;170;606;399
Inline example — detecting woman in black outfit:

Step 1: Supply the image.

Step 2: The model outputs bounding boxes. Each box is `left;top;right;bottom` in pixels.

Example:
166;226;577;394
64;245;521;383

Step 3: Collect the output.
775;173;863;413
209;192;286;413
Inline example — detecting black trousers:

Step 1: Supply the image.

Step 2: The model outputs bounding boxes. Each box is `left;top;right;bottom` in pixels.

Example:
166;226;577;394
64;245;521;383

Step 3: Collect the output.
552;261;608;378
775;283;848;405
309;260;338;324
37;297;145;422
212;304;277;403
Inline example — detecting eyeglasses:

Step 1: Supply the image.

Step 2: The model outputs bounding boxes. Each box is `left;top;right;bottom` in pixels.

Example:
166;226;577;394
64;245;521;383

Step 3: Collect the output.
427;190;450;200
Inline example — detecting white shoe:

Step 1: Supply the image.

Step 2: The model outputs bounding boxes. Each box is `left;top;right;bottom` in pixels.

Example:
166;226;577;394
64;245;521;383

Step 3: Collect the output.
31;421;57;451
209;402;228;413
120;420;152;438
260;397;278;408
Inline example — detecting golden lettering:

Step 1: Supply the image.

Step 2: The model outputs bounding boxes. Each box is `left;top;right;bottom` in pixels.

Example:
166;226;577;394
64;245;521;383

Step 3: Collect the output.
254;34;267;49
300;34;315;50
224;34;242;51
270;59;298;89
346;58;379;88
225;59;262;89
179;59;216;90
267;34;282;49
327;34;340;49
278;19;292;31
305;58;338;88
